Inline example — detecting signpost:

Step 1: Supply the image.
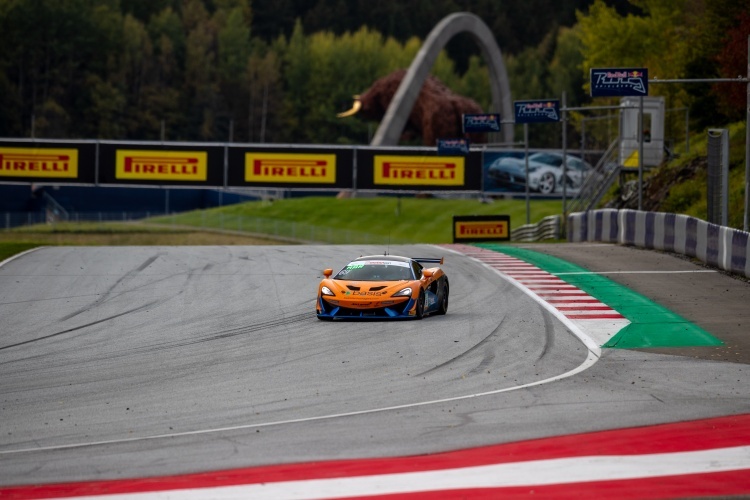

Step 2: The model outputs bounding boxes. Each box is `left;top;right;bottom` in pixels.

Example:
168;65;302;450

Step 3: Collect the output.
590;67;649;210
590;68;648;97
514;99;562;223
514;100;561;123
462;113;501;133
436;138;470;156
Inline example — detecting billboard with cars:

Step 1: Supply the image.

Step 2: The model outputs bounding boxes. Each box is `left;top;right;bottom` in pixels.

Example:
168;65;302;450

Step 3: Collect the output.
482;150;596;196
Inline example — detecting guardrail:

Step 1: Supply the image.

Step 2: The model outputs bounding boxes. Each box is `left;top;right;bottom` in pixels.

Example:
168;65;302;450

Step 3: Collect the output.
511;215;561;242
568;209;750;279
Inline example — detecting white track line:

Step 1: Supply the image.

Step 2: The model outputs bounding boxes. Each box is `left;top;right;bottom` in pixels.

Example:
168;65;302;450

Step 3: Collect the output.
0;245;600;456
63;446;750;500
444;245;630;350
0;246;45;269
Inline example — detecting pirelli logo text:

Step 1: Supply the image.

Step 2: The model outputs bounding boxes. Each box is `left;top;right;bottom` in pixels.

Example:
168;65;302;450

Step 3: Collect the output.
455;221;509;239
452;216;511;242
115;150;208;181
245;153;336;184
374;155;464;186
0;147;79;178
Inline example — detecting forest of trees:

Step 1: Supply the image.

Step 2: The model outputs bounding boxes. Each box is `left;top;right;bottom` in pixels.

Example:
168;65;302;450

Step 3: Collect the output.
0;0;746;148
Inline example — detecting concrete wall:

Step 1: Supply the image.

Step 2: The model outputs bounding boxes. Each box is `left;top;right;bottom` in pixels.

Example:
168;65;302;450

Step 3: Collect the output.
568;209;750;279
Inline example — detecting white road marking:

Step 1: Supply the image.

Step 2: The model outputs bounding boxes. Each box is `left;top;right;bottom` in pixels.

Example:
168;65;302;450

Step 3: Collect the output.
442;245;629;348
0;246;45;268
0;246;601;456
0;351;599;456
63;446;750;499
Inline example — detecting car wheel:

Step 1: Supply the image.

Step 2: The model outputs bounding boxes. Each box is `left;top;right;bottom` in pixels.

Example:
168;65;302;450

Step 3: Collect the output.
415;290;425;319
538;172;556;194
436;283;449;315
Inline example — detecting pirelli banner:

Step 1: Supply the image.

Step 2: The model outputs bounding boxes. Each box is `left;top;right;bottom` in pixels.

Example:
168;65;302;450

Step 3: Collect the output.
356;148;482;191
0;140;488;192
227;146;353;189
97;142;224;186
453;215;511;243
0;140;96;184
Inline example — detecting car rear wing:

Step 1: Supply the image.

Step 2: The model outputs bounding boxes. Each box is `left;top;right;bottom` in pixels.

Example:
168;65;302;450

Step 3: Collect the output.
413;257;444;266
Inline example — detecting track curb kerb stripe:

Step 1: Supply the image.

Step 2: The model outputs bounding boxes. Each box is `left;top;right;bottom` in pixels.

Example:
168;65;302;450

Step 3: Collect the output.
442;243;625;348
472;243;722;349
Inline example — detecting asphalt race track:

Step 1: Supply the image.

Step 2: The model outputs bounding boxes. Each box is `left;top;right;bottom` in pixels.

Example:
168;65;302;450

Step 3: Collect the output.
1;244;749;493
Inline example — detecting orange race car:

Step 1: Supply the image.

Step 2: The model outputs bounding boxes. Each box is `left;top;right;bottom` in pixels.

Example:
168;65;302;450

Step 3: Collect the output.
316;255;448;320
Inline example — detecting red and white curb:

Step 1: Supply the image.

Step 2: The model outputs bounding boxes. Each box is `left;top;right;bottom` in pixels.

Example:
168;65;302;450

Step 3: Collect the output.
442;244;630;347
3;414;749;499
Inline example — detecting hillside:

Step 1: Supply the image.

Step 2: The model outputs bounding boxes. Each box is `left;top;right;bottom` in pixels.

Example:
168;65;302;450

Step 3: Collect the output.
604;122;747;230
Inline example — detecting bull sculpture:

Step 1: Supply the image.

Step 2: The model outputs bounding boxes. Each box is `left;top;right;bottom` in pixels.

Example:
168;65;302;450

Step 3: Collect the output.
338;69;486;145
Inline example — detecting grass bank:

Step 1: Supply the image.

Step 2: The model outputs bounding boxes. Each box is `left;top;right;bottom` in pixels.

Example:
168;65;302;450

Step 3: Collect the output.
150;195;563;244
0;196;563;260
0;222;288;262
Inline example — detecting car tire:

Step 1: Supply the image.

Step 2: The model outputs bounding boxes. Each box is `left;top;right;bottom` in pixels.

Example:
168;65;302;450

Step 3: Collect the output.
538;172;556;194
415;290;425;319
436;283;449;315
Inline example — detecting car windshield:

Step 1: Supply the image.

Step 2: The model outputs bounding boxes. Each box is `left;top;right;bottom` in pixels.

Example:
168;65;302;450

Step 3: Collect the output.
568;158;589;171
530;153;563;166
334;260;413;281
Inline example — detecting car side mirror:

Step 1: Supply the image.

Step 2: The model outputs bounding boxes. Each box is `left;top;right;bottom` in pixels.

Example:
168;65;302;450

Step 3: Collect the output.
422;269;433;278
323;268;333;278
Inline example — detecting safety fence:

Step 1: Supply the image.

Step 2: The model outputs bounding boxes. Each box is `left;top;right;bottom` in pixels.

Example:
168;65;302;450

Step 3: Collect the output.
510;215;562;242
568;209;750;279
0;138;604;199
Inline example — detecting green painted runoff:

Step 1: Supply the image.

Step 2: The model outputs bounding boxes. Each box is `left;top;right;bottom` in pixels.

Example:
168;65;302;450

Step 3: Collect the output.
475;244;723;349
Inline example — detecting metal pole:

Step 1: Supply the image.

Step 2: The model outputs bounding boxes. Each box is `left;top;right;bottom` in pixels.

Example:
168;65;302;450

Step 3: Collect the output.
638;96;644;211
524;123;530;225
581;119;586;164
745;35;750;232
260;83;268;143
562;91;567;215
685;107;690;155
352;146;358;198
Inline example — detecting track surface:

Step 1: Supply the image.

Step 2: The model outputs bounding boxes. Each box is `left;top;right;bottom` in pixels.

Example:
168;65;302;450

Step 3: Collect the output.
0;244;749;487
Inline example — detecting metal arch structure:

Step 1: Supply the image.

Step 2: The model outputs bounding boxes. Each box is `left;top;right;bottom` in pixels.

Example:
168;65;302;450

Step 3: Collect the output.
371;12;514;146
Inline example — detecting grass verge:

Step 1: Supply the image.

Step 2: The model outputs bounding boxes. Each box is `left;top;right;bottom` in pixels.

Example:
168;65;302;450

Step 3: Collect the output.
150;195;563;244
0;196;564;261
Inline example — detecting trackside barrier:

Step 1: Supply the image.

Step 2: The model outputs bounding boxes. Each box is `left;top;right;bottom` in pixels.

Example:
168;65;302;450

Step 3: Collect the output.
568;209;750;279
511;215;561;242
566;208;619;243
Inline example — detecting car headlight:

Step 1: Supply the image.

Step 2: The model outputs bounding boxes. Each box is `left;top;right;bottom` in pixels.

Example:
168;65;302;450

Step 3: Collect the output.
392;287;413;297
321;286;335;296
